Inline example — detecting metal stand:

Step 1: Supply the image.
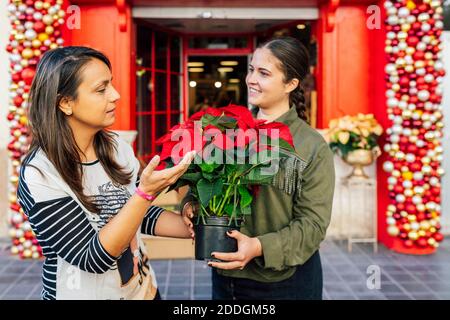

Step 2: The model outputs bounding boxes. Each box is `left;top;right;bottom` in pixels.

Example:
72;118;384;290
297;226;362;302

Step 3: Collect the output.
340;176;378;253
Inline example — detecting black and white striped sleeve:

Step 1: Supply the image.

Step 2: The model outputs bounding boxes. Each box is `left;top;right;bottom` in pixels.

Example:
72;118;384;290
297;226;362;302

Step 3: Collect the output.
18;167;117;274
140;205;165;236
26;197;117;274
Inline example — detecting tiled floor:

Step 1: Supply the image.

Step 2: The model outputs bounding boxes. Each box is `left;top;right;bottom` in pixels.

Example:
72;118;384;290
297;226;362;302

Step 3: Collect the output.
1;238;450;300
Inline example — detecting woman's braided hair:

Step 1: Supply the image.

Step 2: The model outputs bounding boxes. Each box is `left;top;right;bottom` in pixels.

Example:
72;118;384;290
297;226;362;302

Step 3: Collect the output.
259;37;310;122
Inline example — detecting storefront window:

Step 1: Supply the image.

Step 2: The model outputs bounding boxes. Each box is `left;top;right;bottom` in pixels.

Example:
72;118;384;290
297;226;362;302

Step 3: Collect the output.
135;25;183;161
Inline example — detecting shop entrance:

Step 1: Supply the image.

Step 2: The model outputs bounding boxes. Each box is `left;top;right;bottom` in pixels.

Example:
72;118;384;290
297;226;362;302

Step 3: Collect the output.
134;19;317;161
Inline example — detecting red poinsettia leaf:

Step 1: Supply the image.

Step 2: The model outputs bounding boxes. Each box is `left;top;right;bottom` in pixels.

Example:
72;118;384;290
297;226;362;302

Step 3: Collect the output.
204;107;223;117
220;105;256;129
155;162;167;171
155;132;172;145
212;133;235;150
257;122;294;148
234;129;258;148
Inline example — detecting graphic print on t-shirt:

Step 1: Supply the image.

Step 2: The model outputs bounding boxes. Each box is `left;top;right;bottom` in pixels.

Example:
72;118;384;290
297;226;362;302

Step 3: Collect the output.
91;181;144;286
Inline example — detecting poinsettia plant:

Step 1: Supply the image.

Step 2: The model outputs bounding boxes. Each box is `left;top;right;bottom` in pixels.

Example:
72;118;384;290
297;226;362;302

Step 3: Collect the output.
155;105;295;224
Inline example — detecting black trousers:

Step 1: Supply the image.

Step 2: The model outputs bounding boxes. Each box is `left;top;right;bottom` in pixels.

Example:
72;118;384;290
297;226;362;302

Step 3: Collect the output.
212;250;323;300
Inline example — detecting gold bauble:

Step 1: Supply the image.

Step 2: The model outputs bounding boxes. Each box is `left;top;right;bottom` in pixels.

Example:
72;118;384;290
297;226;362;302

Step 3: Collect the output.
45;26;54;34
21;48;34;59
34;1;43;10
42;14;53;25
23;249;32;258
19;116;28;126
406;1;416;9
401;24;411;32
32;39;42;48
404;223;411;231
418;230;426;237
414;61;425;69
402;171;413;180
408;231;419;240
15;33;25;41
33;49;42;57
38;33;49;42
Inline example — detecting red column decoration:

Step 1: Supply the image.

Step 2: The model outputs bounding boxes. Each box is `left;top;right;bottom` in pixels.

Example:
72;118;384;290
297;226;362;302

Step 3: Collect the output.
6;0;66;259
383;0;445;253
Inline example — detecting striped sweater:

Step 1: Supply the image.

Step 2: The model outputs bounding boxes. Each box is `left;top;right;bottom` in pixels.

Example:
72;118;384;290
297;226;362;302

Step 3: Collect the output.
17;136;164;300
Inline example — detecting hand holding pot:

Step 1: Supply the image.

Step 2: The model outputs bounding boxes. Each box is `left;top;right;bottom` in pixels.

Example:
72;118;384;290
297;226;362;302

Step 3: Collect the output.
207;230;263;270
181;202;197;239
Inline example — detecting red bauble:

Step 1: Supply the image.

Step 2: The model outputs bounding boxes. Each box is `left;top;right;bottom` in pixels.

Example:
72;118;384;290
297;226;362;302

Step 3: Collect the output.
434;233;444;242
404;240;414;248
417;238;428;248
33;21;46;33
406;204;417;215
407;36;419;47
406;144;417;154
393;185;404;194
12;72;21;82
13;96;23;107
413;51;425;60
417;212;426;221
21;68;36;86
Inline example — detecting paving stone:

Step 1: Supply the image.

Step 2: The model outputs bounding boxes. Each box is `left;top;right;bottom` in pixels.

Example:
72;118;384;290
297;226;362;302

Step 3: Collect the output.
1;239;450;300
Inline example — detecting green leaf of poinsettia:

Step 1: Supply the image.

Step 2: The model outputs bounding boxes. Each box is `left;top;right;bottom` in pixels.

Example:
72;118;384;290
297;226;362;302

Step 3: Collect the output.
238;185;253;209
196;178;223;207
181;172;202;183
225;204;241;217
198;162;220;173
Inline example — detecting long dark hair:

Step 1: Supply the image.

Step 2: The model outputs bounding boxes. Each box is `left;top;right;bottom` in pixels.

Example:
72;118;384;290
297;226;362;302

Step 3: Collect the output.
25;46;132;213
259;37;310;121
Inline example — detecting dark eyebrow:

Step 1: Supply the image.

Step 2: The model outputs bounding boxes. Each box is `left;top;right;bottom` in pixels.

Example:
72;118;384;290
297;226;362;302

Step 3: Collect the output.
93;77;112;89
248;64;271;74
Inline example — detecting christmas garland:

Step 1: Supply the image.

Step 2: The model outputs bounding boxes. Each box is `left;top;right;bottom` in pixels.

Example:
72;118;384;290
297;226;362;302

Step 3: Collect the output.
383;0;445;250
6;0;65;259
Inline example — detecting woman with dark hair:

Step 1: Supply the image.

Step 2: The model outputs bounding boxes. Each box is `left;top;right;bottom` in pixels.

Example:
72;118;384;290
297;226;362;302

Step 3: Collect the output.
183;37;335;300
17;46;195;300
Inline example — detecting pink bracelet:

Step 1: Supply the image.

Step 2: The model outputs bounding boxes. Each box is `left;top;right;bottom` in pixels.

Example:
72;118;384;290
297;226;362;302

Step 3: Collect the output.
135;187;156;202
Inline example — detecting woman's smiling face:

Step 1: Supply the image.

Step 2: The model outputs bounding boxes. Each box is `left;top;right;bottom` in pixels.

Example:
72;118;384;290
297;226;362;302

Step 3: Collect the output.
246;47;291;110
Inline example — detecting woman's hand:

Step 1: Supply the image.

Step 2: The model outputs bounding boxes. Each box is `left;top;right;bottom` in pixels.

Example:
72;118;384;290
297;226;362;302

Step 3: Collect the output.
181;202;196;239
138;151;195;197
208;230;263;270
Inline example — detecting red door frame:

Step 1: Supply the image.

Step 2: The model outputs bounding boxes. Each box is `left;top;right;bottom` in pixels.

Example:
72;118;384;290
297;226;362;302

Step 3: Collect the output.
133;20;184;158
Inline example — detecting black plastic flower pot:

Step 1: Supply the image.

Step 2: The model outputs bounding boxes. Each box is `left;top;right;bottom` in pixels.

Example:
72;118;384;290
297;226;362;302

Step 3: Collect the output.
193;216;242;262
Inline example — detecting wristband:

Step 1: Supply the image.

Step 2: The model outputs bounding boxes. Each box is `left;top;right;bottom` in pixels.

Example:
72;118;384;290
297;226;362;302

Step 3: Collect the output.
135;187;156;202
